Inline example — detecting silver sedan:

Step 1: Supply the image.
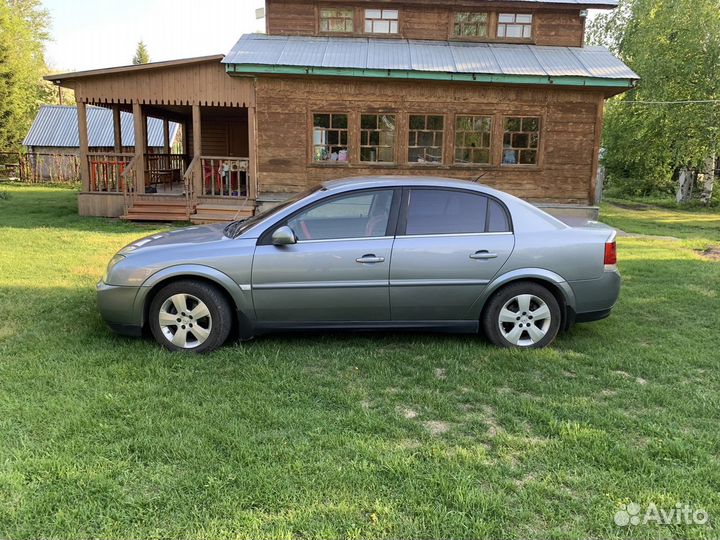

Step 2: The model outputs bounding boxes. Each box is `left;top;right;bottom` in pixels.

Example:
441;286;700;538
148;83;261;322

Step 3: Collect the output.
98;177;620;352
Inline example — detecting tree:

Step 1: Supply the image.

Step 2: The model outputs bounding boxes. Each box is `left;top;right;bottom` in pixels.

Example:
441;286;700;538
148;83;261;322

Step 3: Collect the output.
0;0;53;151
587;0;720;201
132;41;150;65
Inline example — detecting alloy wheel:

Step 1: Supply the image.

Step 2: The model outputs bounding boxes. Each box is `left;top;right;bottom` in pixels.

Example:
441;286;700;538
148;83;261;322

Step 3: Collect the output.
158;293;213;349
497;294;552;347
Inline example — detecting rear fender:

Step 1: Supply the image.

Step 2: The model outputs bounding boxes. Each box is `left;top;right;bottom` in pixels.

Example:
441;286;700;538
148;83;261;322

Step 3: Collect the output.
467;268;576;319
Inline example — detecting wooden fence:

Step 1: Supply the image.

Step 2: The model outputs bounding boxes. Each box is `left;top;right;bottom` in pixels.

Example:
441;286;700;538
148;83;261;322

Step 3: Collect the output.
0;151;80;183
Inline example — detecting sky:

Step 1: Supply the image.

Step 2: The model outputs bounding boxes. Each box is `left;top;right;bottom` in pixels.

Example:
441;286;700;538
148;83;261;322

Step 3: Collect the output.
43;0;266;73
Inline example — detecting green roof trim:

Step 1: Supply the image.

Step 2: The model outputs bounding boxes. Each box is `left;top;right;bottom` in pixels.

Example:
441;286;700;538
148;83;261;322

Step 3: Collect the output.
225;63;636;89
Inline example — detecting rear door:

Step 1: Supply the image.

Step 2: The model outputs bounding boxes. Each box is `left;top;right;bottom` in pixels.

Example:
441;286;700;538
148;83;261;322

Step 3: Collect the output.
390;187;514;321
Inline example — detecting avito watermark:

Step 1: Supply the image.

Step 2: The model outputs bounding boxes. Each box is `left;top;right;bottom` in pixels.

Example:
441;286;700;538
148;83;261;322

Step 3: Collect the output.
614;502;709;527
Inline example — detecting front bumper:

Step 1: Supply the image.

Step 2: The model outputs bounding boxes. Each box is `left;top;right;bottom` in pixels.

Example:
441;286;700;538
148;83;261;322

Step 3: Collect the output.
96;281;144;336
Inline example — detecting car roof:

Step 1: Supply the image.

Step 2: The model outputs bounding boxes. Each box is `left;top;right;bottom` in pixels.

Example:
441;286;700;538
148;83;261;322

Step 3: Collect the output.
323;176;491;191
320;176;569;230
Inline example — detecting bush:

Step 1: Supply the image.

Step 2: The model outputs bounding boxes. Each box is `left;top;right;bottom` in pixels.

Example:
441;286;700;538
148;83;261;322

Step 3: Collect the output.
603;174;676;199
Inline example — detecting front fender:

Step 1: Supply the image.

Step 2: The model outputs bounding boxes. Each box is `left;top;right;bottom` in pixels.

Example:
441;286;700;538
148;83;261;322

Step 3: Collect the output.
467;268;577;319
132;264;254;327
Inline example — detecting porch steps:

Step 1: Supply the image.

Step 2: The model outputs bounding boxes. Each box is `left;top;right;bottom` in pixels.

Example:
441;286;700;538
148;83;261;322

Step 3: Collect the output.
191;203;255;224
121;199;190;222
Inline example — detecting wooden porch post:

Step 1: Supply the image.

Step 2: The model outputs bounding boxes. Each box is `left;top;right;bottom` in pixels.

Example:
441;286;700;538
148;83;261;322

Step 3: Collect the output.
192;104;202;196
112;104;122;153
247;106;258;200
77;100;90;191
133;101;146;194
163;117;171;155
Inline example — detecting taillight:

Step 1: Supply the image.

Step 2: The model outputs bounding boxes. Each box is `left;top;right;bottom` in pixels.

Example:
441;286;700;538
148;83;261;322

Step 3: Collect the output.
604;241;617;266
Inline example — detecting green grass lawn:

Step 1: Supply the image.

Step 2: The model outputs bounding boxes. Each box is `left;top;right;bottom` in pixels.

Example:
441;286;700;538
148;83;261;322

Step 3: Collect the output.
1;185;720;539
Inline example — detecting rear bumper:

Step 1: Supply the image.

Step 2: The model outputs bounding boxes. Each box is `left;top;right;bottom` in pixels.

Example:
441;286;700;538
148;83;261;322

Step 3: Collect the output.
568;269;621;325
97;281;144;336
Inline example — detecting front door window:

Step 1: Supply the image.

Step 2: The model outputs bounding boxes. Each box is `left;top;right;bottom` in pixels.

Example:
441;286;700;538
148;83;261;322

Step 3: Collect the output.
288;190;394;241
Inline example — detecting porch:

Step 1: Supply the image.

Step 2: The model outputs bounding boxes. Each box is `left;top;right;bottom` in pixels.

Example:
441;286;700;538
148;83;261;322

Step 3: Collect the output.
78;102;257;223
47;55;257;222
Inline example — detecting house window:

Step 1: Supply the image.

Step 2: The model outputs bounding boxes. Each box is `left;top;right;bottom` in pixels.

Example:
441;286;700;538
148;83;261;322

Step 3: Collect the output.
320;8;355;33
408;115;444;164
364;9;399;34
453;12;489;38
455;116;492;164
360;114;396;163
502;117;540;165
312;113;349;163
497;13;533;39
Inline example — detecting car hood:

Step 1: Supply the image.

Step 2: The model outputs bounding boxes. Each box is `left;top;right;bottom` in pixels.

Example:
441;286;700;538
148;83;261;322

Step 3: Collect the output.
119;223;228;254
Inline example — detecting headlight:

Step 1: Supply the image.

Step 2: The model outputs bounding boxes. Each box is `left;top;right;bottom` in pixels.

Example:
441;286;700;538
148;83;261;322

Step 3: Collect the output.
103;254;126;282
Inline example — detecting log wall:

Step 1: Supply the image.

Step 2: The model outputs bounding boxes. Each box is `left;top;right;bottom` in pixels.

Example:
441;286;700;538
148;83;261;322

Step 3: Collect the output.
266;0;585;47
254;76;604;204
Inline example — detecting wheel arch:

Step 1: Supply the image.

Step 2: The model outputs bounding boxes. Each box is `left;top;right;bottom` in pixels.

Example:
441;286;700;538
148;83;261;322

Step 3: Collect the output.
135;265;255;339
472;269;576;331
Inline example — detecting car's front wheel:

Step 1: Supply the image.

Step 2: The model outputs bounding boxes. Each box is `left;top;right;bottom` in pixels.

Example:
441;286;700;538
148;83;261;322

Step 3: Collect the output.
482;282;561;349
149;280;233;353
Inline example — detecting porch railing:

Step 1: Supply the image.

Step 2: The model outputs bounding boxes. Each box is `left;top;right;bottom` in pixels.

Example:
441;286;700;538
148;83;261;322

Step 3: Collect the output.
88;153;134;193
200;157;250;198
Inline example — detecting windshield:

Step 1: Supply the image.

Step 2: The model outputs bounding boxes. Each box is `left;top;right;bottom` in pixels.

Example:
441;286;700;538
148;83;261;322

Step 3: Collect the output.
224;185;323;238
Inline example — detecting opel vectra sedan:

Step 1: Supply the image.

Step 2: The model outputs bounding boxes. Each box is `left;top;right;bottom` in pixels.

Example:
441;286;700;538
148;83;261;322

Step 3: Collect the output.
98;177;620;352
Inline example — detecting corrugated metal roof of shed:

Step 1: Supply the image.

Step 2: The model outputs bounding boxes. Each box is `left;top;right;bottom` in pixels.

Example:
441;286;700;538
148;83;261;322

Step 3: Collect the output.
223;34;639;83
23;105;179;149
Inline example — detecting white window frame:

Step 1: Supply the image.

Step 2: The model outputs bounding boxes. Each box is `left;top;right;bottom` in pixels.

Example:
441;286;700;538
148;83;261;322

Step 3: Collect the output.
497;13;533;39
364;9;399;34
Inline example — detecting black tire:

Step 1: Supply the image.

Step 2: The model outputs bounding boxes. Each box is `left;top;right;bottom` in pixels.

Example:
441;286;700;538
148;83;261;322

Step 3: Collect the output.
149;280;233;353
482;281;562;349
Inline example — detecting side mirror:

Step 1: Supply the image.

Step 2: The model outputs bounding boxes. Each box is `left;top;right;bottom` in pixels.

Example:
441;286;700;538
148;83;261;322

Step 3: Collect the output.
271;225;297;246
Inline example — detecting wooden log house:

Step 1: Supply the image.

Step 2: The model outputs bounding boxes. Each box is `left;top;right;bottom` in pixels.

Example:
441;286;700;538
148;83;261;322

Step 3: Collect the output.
48;0;638;223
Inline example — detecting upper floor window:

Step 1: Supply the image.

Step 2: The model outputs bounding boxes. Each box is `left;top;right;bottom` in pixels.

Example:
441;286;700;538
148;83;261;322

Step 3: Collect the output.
408;115;444;164
320;8;355;33
312;113;349;163
453;12;489;38
360;114;397;163
497;13;533;39
503;116;540;165
364;9;399;34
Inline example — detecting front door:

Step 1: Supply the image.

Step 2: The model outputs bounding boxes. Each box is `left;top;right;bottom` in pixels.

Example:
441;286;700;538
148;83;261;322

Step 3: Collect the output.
252;189;398;323
390;188;515;321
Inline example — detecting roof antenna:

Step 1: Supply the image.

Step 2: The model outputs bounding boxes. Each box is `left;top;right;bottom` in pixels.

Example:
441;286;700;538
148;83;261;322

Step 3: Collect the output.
473;172;489;183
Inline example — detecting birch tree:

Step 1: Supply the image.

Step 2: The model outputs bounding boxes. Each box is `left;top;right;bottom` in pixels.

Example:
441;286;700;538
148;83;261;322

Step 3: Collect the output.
588;0;720;202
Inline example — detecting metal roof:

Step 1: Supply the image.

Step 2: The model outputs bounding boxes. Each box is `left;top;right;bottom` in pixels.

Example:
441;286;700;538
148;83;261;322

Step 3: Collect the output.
224;34;638;87
23;105;180;148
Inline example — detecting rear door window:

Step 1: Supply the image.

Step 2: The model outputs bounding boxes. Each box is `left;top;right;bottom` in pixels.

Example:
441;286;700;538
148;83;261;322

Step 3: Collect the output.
405;189;491;235
487;199;512;233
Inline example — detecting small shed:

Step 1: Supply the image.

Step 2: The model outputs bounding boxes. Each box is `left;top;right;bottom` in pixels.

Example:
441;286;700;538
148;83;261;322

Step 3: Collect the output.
23;105;179;181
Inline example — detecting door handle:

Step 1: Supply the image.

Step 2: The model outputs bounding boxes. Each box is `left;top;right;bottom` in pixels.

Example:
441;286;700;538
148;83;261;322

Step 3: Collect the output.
356;254;386;264
470;250;498;260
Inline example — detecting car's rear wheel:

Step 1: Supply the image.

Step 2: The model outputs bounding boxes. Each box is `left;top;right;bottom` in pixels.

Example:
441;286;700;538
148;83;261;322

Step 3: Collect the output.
482;282;561;349
149;280;233;353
